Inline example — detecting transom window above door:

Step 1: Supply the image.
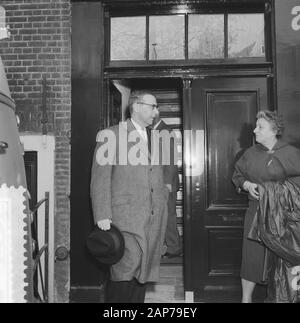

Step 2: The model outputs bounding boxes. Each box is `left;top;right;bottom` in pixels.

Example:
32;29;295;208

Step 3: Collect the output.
109;13;265;63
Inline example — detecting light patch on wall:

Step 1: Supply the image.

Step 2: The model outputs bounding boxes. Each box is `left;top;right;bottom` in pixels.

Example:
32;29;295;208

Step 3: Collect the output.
0;6;9;40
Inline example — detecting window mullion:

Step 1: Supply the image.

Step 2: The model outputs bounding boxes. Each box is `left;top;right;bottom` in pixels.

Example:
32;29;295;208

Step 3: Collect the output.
224;13;228;59
146;15;149;62
185;14;188;60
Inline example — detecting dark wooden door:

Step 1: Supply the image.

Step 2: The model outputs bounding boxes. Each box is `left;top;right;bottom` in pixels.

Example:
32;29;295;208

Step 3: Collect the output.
184;77;268;302
70;2;107;299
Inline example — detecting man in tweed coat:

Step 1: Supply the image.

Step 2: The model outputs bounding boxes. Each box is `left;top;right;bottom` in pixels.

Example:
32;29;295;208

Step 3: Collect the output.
90;90;169;303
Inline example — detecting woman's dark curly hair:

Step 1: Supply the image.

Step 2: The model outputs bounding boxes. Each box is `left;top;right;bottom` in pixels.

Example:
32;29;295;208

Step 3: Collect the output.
256;110;285;137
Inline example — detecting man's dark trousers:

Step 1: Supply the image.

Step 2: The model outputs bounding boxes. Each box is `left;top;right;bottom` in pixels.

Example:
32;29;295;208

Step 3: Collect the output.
105;279;147;303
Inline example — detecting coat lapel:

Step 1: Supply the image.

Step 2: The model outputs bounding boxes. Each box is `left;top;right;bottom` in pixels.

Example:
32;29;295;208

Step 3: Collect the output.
126;119;151;163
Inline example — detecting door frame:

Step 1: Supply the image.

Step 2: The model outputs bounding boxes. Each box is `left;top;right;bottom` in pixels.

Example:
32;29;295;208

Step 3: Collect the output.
103;68;277;296
77;0;278;301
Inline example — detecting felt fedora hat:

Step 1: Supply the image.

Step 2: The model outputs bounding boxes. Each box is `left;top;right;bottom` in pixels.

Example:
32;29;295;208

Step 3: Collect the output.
86;224;125;265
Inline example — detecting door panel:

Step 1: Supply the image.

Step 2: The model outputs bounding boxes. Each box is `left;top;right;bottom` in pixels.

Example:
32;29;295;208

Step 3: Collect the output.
185;77;267;301
208;228;243;275
207;91;256;208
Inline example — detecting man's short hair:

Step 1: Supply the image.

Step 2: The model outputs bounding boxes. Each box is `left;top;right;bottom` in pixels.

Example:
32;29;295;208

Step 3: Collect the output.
128;90;155;115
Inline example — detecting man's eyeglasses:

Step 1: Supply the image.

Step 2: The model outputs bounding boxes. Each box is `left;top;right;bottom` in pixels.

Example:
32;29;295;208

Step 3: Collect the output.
137;102;159;110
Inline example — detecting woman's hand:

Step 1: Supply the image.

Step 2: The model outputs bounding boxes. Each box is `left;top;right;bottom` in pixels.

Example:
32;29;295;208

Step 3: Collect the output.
243;181;259;200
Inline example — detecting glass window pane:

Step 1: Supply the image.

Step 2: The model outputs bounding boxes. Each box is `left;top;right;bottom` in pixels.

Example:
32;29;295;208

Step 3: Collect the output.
149;15;185;60
110;17;146;61
188;14;224;59
228;14;265;58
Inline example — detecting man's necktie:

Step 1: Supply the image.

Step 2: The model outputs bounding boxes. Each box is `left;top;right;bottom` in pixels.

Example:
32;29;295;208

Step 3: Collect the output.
146;126;152;156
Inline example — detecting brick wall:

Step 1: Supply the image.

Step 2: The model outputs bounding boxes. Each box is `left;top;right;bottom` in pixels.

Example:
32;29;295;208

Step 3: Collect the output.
0;0;71;302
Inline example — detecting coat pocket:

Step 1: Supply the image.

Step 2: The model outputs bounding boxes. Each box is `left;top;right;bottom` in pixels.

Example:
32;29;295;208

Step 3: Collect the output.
112;198;132;232
164;186;170;200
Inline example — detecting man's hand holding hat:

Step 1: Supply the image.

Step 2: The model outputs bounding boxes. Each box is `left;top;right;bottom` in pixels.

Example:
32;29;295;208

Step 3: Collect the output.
86;223;125;265
97;219;112;231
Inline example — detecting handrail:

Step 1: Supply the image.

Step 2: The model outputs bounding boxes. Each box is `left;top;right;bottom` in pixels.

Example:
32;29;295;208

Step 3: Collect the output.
33;245;48;302
30;197;47;216
30;193;49;303
32;245;48;275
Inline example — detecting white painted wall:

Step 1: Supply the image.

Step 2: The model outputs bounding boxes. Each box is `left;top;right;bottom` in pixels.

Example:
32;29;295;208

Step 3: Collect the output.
20;134;55;303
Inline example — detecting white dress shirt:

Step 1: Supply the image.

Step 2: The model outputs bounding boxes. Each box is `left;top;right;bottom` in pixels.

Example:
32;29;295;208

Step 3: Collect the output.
131;118;148;142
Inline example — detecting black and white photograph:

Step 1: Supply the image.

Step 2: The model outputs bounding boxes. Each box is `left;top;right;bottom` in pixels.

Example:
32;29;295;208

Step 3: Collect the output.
0;0;300;306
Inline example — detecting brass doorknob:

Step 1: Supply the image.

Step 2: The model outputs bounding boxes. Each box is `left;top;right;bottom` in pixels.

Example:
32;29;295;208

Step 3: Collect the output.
0;141;8;149
195;182;200;191
55;246;69;262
